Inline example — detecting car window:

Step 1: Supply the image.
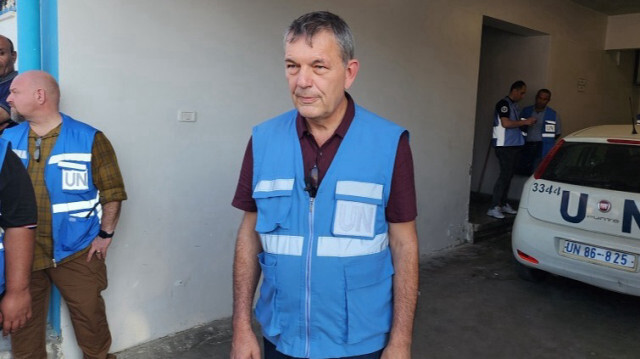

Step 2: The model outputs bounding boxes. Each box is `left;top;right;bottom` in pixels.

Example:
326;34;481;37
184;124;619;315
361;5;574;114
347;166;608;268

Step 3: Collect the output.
541;142;640;193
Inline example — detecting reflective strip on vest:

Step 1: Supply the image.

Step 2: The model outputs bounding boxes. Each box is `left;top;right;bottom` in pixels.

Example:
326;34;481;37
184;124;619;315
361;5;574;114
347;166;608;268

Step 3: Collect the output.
12;149;27;159
51;194;99;214
336;181;383;200
542;133;555;138
493;123;505;146
317;232;389;257
57;161;88;170
254;179;294;193
0;242;3;250
69;203;102;218
260;234;304;256
48;153;92;165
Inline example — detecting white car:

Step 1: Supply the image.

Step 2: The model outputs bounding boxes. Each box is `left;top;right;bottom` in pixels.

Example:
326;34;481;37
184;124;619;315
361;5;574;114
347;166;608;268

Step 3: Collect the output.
512;125;640;295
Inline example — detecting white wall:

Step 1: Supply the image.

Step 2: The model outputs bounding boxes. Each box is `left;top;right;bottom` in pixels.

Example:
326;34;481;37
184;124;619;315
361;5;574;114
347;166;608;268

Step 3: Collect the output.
606;13;640;50
53;0;640;355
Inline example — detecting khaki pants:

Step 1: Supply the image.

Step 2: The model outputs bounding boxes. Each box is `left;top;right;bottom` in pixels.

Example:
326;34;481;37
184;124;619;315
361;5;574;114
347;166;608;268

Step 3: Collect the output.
11;254;114;359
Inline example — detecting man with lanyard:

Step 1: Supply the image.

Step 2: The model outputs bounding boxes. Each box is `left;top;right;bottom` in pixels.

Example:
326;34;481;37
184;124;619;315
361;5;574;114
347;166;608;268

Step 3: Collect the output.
231;11;419;359
517;89;561;175
0;137;36;336
3;71;127;359
487;80;536;219
0;35;18;134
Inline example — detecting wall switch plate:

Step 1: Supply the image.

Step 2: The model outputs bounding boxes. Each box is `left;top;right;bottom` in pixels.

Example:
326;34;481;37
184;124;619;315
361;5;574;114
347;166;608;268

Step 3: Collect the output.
178;111;197;122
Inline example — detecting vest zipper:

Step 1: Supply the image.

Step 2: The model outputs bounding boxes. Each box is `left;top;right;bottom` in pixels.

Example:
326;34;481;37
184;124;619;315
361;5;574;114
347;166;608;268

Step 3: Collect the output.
304;197;315;357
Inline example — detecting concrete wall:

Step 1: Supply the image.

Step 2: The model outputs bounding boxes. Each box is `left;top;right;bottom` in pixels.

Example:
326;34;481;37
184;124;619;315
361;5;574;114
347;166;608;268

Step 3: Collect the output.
606;13;640;50
45;0;640;356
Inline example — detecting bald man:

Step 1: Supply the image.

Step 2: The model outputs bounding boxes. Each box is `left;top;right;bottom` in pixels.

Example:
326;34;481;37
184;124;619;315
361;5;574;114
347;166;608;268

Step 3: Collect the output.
2;71;127;359
0;35;18;133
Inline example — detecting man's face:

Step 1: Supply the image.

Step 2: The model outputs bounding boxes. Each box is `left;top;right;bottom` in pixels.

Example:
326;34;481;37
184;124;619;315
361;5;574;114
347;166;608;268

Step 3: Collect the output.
284;30;357;122
0;37;16;77
535;92;551;109
511;86;527;102
6;75;35;120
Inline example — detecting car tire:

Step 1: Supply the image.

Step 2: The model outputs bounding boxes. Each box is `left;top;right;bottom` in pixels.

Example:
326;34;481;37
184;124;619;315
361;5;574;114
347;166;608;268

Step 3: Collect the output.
514;259;547;282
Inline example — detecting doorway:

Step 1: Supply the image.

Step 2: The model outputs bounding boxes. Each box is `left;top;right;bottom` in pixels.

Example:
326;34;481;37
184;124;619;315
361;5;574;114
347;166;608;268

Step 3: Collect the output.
469;17;550;234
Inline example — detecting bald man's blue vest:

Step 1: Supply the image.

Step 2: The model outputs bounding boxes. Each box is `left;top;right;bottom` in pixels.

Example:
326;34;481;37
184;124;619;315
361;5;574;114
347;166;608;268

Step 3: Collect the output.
252;105;405;358
3;114;101;264
0;138;9;294
521;106;558;157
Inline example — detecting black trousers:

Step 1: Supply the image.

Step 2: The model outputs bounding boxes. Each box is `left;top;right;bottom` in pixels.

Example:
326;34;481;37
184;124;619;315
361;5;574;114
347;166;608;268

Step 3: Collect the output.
264;338;383;359
515;141;542;176
491;146;522;208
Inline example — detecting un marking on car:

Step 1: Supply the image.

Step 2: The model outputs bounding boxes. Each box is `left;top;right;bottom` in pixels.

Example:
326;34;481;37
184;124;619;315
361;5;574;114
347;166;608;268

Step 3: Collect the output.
560;239;637;271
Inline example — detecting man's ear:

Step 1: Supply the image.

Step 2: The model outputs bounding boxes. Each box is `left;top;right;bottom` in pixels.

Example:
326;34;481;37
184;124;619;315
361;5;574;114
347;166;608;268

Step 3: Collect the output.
344;59;360;90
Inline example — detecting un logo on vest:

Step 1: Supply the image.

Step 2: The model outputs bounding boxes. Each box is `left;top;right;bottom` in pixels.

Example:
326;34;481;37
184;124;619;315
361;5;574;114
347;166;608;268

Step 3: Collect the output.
333;200;376;238
62;169;89;191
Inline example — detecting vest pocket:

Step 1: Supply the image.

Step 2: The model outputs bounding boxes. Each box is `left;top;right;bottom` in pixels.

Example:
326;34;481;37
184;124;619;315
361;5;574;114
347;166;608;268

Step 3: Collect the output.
59;216;96;251
255;252;281;337
344;249;394;344
253;179;294;233
333;181;384;239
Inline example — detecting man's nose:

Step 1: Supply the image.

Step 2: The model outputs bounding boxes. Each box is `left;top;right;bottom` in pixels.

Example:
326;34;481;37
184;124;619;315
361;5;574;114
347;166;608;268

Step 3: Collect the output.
296;67;312;88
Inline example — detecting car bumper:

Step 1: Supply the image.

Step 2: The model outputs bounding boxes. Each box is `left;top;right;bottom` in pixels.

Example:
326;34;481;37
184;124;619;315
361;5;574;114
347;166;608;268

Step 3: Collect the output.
512;209;640;296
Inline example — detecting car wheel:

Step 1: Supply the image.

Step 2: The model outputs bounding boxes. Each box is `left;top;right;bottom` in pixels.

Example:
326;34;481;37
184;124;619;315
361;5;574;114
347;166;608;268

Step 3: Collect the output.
514;259;547;282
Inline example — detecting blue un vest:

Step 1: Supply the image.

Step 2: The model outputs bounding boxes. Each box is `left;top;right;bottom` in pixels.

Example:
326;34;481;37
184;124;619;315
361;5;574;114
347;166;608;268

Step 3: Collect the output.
0;138;9;294
520;106;558;157
492;97;526;147
3;114;101;264
252;105;405;358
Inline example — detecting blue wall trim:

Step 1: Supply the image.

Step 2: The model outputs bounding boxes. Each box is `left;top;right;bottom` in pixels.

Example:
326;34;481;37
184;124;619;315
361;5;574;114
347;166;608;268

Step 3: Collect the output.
17;0;62;335
16;0;41;71
41;0;58;80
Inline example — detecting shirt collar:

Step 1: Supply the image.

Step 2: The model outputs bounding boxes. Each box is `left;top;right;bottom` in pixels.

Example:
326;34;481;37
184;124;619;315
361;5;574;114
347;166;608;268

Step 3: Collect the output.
296;92;355;139
28;123;62;139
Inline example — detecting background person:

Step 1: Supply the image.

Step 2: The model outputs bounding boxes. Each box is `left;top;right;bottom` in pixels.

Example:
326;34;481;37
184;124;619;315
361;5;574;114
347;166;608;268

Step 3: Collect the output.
487;80;536;219
516;88;561;175
0;137;37;337
3;70;127;359
0;35;18;134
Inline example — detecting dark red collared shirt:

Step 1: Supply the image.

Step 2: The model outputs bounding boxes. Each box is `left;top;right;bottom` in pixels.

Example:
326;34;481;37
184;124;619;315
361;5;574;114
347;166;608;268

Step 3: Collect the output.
232;94;417;223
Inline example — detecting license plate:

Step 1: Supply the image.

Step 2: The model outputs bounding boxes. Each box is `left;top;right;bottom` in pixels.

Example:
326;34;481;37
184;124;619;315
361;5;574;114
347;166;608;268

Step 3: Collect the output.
560;240;637;271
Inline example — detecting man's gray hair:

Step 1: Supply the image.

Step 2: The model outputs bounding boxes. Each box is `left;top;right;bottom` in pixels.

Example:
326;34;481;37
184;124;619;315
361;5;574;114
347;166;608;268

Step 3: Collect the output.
284;11;355;65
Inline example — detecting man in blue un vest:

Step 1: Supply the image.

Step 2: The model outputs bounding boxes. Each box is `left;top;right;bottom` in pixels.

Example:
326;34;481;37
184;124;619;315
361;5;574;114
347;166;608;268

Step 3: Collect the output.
4;71;126;359
0;137;36;336
517;89;562;175
231;11;419;359
487;81;537;219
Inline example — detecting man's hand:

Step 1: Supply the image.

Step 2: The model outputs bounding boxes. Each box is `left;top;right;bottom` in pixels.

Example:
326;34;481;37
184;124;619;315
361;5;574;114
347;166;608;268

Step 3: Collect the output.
86;237;113;261
381;342;411;359
524;117;537;126
0;288;32;336
230;326;261;359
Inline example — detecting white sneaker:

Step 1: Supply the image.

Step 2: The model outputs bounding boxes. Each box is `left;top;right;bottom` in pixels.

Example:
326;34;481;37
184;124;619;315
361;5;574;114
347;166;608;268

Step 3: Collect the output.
501;203;518;215
487;206;505;219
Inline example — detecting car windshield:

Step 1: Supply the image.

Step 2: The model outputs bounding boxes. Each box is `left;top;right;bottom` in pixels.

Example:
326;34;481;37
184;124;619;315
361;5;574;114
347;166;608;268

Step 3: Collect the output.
541;142;640;194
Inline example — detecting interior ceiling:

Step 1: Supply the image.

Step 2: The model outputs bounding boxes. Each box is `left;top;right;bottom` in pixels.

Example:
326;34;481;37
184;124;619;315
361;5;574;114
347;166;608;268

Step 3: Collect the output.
569;0;640;15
